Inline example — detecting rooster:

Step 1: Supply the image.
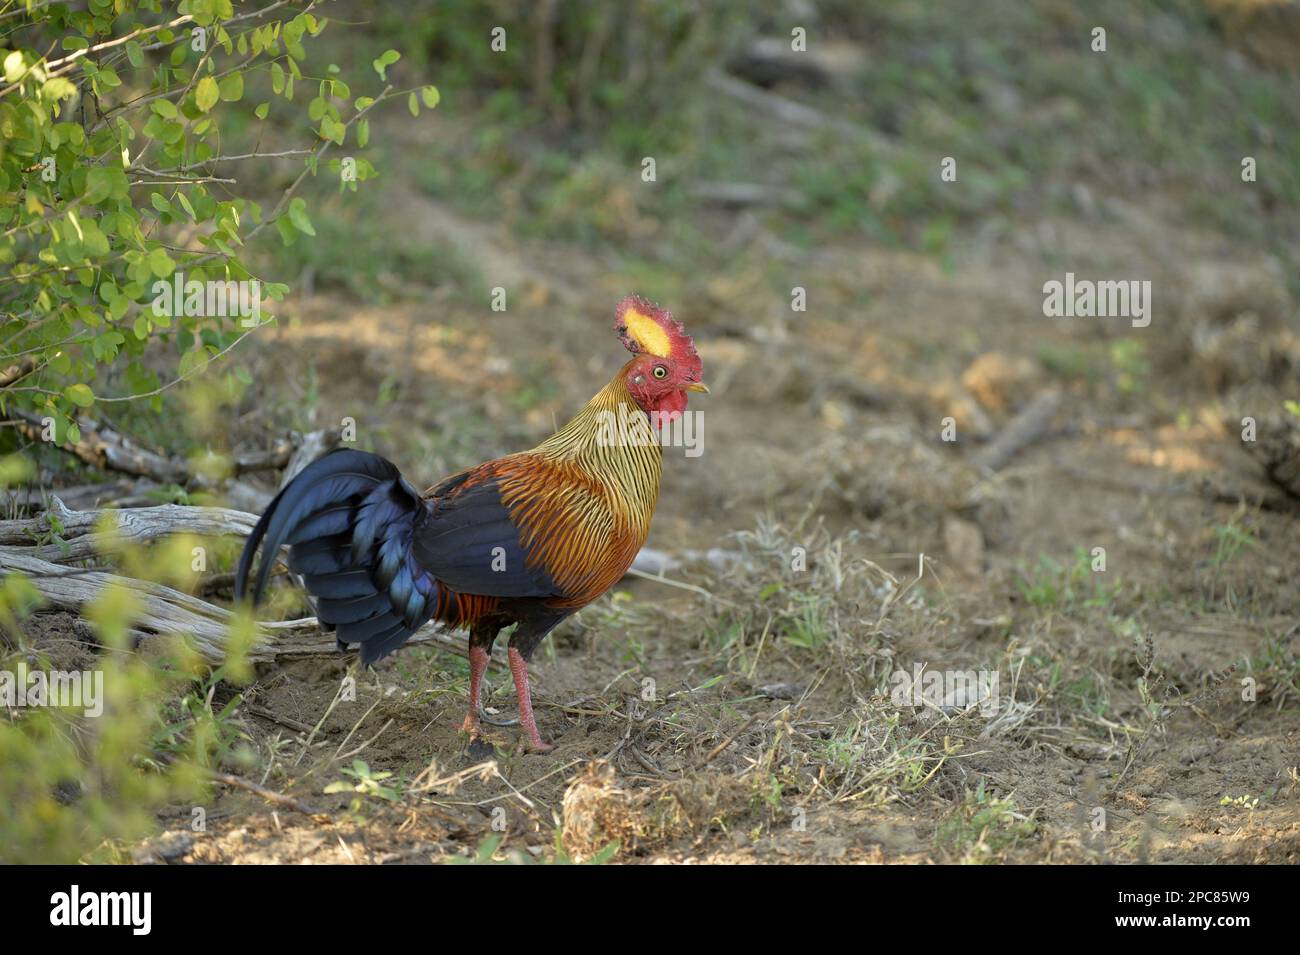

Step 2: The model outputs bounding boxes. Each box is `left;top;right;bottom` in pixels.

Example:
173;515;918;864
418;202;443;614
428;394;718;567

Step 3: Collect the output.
235;297;707;751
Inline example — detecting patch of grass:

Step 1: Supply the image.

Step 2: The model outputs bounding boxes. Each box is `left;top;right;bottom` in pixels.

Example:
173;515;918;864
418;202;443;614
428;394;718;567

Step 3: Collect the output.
778;594;832;650
1016;547;1121;613
935;780;1038;863
1248;631;1299;709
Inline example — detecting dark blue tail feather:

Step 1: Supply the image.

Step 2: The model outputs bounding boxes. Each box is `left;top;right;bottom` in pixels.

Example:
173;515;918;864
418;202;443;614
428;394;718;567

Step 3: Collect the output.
235;449;439;664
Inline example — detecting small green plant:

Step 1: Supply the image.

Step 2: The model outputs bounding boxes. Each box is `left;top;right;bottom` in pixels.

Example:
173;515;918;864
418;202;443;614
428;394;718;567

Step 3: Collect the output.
150;664;251;772
1016;548;1119;613
779;595;830;649
1211;517;1256;571
936;781;1037;863
324;759;402;816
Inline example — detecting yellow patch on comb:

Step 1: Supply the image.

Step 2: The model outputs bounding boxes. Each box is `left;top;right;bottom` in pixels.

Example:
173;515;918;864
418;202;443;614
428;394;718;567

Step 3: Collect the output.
620;306;673;358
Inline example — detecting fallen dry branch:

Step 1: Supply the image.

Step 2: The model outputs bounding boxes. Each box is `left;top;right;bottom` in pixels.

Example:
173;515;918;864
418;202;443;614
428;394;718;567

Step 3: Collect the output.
14;408;189;484
14;408;338;512
689;180;802;207
972;390;1063;471
12;478;167;512
208;771;321;816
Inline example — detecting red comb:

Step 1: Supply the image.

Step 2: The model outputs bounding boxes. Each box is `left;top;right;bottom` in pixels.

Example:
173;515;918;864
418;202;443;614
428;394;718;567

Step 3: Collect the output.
613;295;702;379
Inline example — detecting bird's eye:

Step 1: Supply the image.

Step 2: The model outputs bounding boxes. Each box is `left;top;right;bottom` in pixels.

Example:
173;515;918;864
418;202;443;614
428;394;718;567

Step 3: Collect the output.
652;365;667;379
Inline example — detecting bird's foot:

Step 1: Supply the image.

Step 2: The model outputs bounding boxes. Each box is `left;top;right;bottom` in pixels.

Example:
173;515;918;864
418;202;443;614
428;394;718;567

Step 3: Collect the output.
522;730;553;754
459;710;481;740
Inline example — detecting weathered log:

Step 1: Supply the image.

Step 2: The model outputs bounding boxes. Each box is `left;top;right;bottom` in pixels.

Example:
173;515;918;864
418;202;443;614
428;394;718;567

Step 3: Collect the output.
727;37;869;91
2;547;481;666
16;418;336;514
14;409;189;484
0;497;258;563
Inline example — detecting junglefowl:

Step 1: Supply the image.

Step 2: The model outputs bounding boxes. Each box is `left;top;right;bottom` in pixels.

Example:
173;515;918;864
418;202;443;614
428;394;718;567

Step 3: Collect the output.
235;297;707;751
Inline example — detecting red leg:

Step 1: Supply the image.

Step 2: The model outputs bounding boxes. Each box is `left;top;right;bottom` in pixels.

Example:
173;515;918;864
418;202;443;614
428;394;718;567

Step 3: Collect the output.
508;647;552;753
460;644;489;738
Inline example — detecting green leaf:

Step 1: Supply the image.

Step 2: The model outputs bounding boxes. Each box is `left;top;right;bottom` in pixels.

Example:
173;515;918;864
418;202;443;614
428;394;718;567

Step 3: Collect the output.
408;92;418;117
287;197;315;236
86;169;113;204
93;331;125;362
64;384;95;408
276;217;298;245
148;247;175;278
86;167;127;204
356;118;369;148
420;85;440;109
320;114;345;145
371;49;400;81
126;40;144;68
3;51;26;83
41;77;77;101
195;76;219;112
254;101;269;120
218;72;243;102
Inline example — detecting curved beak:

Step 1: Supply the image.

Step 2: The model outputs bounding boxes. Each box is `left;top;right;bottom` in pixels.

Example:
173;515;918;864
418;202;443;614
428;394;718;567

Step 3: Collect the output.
686;381;710;394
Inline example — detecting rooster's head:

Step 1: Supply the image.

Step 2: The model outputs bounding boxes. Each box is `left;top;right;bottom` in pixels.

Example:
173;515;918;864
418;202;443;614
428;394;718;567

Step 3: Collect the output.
614;295;707;424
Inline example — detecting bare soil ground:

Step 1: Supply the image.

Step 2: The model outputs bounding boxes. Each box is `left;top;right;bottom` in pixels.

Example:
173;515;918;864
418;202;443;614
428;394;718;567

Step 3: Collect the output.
113;179;1300;864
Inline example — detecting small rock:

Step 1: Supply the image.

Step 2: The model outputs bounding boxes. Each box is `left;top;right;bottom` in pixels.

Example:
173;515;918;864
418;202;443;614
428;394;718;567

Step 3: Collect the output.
756;682;805;701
